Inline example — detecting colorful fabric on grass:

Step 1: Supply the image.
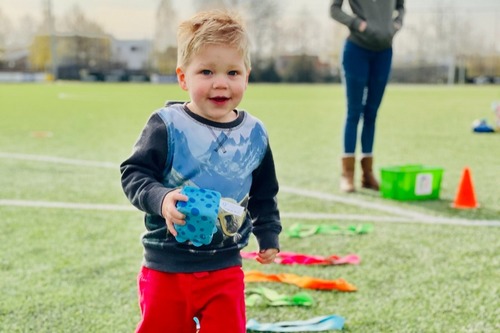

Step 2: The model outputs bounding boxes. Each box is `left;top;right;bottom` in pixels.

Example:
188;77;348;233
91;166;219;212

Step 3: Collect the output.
246;315;345;332
244;271;356;291
246;287;314;307
287;223;373;238
241;251;360;266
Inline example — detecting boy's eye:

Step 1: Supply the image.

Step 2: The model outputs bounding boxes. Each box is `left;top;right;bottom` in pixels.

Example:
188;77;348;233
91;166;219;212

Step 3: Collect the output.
201;70;212;75
228;71;238;76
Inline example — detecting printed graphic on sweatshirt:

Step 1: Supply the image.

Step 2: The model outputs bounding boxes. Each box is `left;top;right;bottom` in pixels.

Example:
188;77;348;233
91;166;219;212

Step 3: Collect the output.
159;106;268;203
218;195;249;237
158;106;267;246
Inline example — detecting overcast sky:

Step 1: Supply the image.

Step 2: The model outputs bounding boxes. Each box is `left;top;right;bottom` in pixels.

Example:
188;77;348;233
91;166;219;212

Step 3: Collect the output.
2;0;500;39
0;0;500;39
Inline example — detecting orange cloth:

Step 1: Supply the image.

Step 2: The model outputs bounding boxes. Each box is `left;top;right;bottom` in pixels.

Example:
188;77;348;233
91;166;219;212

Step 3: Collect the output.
244;270;357;292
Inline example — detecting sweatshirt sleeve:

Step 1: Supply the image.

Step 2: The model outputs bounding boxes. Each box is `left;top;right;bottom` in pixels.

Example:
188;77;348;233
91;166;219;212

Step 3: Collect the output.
120;112;172;217
330;0;362;31
247;142;282;251
394;0;405;27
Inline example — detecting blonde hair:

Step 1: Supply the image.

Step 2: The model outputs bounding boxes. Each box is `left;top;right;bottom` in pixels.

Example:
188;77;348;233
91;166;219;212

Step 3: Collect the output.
177;10;251;70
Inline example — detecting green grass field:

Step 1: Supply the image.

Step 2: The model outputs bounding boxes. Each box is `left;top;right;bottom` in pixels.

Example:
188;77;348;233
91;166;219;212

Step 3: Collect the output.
0;83;499;332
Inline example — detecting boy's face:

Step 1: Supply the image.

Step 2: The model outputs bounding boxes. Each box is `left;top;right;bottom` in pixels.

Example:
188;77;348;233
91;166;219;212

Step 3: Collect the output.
176;44;250;123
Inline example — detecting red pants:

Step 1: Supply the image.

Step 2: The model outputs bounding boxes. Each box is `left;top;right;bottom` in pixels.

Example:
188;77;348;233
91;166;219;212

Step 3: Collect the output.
135;266;246;333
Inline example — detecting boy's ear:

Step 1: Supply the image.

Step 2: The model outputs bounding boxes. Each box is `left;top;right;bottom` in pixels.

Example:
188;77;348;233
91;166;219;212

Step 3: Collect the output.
176;67;188;91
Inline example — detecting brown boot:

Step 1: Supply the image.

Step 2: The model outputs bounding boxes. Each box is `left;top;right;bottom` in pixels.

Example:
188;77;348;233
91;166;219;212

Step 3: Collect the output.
360;156;379;191
340;156;355;192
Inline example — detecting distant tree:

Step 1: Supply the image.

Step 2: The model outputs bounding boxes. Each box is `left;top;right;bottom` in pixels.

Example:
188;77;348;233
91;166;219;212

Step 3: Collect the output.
37;0;52;35
153;0;178;74
190;0;281;60
29;35;51;71
245;1;281;60
59;4;106;36
249;57;280;82
15;15;38;48
30;4;111;74
278;6;317;55
28;0;56;73
429;2;486;82
155;46;177;75
189;0;283;82
281;54;316;83
154;0;178;52
0;7;12;57
60;5;110;69
191;0;231;11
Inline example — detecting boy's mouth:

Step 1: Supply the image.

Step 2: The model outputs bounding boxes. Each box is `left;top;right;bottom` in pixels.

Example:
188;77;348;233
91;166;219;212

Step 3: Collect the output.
210;96;230;103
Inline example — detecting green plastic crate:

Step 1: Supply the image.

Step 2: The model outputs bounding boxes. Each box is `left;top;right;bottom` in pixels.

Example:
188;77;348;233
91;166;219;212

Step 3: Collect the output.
380;165;443;201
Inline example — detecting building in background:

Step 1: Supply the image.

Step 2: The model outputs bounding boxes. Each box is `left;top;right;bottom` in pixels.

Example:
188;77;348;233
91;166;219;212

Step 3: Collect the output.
108;39;152;81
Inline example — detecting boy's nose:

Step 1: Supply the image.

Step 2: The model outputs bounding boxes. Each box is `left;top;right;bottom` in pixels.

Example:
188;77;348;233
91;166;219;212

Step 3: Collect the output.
212;75;228;89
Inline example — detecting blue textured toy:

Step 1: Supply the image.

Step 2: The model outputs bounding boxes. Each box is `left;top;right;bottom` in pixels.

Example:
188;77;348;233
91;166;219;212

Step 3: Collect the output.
175;186;221;247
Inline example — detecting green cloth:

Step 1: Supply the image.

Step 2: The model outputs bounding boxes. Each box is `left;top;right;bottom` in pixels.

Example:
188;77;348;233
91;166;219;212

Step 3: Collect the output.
287;223;373;238
246;287;314;307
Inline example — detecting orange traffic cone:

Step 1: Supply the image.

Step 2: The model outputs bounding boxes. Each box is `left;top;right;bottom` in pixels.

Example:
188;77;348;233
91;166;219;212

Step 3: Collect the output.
451;167;479;209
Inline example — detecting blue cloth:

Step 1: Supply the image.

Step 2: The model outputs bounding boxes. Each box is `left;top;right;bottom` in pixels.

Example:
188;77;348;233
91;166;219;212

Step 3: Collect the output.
472;120;494;133
341;40;393;154
246;315;345;332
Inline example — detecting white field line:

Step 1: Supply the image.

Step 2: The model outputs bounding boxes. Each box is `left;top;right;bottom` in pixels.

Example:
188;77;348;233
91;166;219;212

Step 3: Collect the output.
1;152;499;227
281;186;430;220
282;211;500;227
0;199;136;212
283;212;414;222
1;199;499;227
281;186;500;226
0;152;117;169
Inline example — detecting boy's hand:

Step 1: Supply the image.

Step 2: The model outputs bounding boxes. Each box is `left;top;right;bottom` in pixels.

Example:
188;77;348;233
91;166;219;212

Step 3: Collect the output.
256;248;278;264
161;189;188;237
359;20;367;32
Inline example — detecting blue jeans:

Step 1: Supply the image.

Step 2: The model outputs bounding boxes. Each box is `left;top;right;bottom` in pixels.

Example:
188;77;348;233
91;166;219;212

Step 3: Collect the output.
341;40;393;155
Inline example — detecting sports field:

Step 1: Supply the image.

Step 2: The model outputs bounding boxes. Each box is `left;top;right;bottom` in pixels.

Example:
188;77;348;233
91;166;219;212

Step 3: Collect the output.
0;83;499;332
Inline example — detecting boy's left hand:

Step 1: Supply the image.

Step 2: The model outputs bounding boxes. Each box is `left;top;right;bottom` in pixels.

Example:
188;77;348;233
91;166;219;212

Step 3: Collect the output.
256;248;278;264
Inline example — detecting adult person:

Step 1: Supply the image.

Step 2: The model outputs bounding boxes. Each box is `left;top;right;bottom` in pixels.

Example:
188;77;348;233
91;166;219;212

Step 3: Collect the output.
331;0;405;192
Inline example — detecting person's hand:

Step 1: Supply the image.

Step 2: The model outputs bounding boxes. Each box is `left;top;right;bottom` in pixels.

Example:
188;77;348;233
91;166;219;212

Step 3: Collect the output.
256;248;279;264
161;189;188;237
359;20;367;32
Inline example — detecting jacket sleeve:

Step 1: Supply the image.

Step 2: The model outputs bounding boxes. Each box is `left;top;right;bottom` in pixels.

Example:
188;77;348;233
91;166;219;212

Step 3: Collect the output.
247;142;282;251
120;112;172;217
394;0;405;27
330;0;363;31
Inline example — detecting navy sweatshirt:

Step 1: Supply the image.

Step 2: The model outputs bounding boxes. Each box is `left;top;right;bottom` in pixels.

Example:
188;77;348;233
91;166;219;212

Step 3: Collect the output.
120;102;281;273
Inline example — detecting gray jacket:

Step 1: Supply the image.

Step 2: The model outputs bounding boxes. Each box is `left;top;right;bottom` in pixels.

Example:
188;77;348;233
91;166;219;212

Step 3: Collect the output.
331;0;405;51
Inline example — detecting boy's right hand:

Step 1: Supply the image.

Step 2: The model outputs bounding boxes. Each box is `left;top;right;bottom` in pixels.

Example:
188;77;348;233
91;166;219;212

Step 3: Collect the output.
161;189;188;237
